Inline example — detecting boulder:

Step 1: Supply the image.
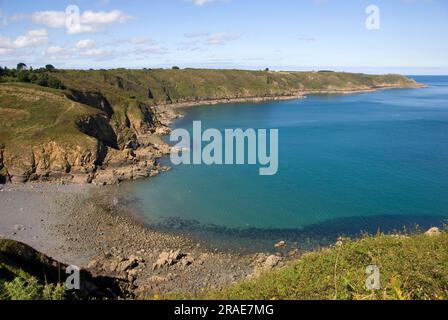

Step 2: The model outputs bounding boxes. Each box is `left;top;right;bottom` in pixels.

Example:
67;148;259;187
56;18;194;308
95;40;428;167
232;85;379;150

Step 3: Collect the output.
152;250;185;270
264;255;282;270
274;241;287;249
180;254;195;267
425;227;442;237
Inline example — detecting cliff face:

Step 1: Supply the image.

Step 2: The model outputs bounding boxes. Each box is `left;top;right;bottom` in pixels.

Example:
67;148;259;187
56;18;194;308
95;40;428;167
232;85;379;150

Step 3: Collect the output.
0;70;423;185
0;83;170;185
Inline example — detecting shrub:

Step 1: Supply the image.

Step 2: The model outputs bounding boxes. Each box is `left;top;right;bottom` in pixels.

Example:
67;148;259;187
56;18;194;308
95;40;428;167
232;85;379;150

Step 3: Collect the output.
45;64;56;72
0;277;67;300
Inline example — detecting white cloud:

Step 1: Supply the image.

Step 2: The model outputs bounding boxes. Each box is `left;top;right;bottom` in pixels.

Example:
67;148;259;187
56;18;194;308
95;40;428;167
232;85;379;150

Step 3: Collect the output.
184;32;210;38
189;0;224;6
81;10;131;25
45;46;72;59
76;39;96;49
8;14;27;24
79;48;113;58
0;29;48;57
13;29;49;48
128;37;153;45
32;9;131;34
32;11;66;28
206;32;240;45
136;45;169;55
0;35;13;49
0;48;13;56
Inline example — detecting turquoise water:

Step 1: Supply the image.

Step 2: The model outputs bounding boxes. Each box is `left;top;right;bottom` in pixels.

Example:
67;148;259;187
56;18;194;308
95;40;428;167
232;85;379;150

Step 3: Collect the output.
127;76;448;250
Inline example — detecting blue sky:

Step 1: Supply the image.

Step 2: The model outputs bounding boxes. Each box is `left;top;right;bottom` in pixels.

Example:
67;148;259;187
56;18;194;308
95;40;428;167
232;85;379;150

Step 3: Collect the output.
0;0;447;74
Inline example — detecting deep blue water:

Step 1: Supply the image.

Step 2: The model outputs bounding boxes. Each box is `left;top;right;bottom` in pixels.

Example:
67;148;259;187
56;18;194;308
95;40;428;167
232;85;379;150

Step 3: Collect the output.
126;76;448;251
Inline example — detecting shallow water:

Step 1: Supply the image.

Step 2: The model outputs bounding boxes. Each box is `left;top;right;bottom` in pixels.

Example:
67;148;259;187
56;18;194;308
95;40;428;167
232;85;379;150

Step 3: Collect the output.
126;76;448;252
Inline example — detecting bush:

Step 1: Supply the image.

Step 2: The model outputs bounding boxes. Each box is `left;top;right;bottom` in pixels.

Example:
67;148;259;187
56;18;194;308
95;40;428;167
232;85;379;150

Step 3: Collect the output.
0;277;67;300
45;64;56;72
1;63;65;89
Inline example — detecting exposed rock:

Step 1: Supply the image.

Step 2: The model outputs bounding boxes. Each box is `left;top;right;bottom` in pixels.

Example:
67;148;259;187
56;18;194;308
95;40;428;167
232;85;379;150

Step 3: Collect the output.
335;236;344;247
274;241;287;249
264;255;282;270
425;227;442;237
117;259;139;272
155;126;171;135
87;259;100;269
180;254;195;267
249;255;283;279
288;248;300;258
152;250;186;270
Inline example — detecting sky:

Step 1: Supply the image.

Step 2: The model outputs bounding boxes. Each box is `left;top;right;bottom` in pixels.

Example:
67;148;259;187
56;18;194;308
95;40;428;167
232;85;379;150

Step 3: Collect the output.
0;0;447;74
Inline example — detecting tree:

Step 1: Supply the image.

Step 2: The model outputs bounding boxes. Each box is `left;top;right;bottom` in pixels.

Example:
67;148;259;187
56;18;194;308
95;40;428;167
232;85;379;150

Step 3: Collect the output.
45;64;56;72
17;70;31;83
172;66;180;70
17;63;27;71
264;68;270;72
36;73;49;87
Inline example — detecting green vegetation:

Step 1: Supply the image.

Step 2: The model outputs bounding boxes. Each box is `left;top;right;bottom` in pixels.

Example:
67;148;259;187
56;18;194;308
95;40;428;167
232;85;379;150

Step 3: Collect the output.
0;67;421;183
0;239;125;300
1;277;66;300
173;231;448;300
0;66;65;90
0;239;68;300
50;68;420;107
0;82;99;154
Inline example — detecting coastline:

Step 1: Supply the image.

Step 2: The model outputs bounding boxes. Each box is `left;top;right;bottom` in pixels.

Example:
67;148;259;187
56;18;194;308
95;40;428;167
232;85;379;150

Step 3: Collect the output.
157;83;427;111
0;81;429;296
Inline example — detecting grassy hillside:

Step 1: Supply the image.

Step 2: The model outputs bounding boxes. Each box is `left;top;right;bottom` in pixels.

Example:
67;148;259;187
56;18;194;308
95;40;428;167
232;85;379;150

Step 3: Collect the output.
174;231;448;300
0;83;106;183
52;69;421;105
0;68;422;184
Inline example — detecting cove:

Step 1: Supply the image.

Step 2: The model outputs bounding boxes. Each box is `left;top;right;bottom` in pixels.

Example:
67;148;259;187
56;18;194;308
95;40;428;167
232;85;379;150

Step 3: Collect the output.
125;76;448;251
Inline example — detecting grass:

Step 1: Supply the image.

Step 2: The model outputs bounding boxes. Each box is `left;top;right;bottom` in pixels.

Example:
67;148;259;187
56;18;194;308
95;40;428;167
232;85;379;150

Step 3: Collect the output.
169;231;448;300
52;69;420;107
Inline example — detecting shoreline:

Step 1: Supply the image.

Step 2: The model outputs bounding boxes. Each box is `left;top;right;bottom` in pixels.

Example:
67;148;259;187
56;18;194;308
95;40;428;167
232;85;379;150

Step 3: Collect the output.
155;83;427;111
0;81;429;296
0;183;293;296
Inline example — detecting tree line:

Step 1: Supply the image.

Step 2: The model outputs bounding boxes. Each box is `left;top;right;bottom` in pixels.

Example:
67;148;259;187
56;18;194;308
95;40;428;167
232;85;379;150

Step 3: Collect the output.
0;63;65;90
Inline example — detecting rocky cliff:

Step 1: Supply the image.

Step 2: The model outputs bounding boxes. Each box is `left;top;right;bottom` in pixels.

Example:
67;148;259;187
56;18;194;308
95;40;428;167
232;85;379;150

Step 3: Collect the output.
0;69;423;185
